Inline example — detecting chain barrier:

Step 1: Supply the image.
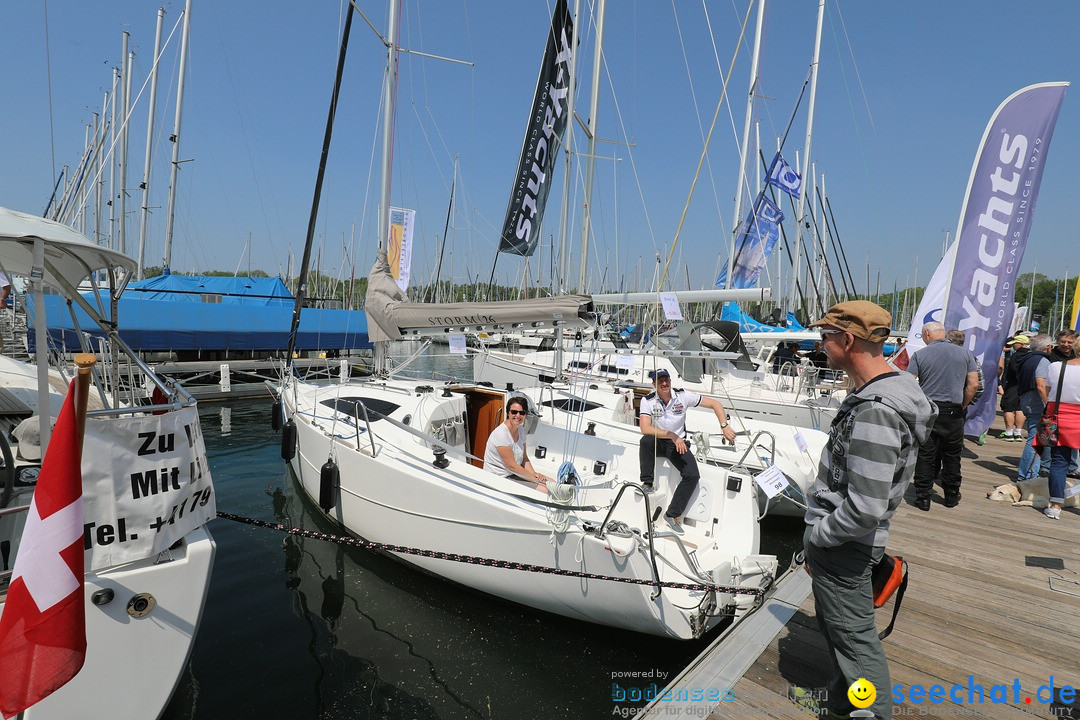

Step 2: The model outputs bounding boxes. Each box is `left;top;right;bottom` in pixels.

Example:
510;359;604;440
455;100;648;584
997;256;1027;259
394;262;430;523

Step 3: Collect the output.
216;511;766;597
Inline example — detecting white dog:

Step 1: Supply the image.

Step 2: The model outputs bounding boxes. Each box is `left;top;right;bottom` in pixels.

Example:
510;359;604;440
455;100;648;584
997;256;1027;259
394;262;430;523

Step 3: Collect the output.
986;477;1080;510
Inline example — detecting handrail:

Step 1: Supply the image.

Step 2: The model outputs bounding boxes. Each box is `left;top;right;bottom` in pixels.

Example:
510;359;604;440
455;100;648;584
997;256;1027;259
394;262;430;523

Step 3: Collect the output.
352;401;378;456
597;482;663;598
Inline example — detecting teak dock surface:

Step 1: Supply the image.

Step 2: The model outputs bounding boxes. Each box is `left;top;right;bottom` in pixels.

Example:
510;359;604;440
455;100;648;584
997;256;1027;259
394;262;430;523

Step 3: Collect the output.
646;423;1079;719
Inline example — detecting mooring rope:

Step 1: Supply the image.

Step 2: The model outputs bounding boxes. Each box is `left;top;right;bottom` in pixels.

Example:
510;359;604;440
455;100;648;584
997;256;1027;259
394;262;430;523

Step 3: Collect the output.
216;510;766;597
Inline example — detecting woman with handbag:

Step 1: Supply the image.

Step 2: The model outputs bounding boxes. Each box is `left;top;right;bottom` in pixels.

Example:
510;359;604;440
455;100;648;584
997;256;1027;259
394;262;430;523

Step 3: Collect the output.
1042;354;1080;518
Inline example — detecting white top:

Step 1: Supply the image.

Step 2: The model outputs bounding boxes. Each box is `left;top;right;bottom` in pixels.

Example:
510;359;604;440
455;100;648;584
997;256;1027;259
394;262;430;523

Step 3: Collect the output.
483;423;525;477
1046;362;1080;405
638;389;702;440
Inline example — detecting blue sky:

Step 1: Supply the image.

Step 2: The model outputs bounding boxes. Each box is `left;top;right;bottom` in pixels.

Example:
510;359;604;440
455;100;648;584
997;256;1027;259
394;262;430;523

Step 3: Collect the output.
2;1;1077;297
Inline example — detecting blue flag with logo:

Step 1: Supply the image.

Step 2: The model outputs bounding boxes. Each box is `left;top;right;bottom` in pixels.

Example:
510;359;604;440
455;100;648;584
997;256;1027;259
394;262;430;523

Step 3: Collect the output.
767;152;802;198
716;195;784;289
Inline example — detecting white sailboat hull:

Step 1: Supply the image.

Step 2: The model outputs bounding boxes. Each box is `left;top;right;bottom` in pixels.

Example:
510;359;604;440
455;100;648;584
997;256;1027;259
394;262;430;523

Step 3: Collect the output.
281;379;775;639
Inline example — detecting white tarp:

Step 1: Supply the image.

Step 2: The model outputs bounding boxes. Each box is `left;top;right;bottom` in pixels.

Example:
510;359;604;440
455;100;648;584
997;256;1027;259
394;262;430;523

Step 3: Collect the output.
81;405;216;570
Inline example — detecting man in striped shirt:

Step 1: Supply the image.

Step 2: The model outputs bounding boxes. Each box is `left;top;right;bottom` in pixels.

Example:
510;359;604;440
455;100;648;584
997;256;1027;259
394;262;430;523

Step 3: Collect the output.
803;301;937;720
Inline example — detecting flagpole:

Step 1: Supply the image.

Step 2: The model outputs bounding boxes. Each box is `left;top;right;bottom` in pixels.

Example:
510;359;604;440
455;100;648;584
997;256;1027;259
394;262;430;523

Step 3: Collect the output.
74;354;97;453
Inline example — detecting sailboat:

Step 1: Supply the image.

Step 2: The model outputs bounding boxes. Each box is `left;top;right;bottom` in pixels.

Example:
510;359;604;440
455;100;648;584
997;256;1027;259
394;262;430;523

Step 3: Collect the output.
0;207;216;719
276;1;780;639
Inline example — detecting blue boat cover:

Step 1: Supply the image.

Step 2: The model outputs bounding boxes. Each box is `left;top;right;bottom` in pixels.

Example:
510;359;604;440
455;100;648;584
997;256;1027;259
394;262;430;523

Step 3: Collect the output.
26;275;368;352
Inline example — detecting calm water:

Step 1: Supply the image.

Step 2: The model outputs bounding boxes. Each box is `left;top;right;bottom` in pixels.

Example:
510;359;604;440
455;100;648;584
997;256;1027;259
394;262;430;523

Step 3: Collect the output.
163;348;805;719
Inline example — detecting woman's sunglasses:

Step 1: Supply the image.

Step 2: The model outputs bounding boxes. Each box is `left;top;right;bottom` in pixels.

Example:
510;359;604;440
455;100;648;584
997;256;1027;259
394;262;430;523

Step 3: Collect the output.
508;409;527;416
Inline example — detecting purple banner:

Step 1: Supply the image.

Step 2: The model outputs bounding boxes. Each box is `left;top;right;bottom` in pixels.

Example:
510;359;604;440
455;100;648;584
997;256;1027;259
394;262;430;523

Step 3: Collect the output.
942;83;1068;435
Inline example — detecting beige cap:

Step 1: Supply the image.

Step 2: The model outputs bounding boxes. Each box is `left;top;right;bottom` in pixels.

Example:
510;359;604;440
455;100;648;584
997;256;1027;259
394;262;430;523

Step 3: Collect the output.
809;300;892;343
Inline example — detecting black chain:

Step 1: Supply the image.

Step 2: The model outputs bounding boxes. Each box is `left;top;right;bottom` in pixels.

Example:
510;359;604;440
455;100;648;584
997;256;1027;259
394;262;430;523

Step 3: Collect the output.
216;511;765;597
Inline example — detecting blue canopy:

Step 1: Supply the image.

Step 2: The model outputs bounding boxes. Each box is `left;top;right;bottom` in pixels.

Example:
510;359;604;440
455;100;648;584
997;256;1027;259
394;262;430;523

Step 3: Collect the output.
26;275;368;352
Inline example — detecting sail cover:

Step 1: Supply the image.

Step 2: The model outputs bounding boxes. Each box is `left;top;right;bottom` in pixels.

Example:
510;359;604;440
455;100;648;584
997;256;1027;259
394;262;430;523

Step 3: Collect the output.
496;0;574;257
941;82;1068;435
364;250;594;341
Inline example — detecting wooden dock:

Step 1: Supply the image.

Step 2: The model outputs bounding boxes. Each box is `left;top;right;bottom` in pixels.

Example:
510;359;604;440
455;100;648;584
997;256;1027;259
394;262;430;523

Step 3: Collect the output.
646;423;1080;719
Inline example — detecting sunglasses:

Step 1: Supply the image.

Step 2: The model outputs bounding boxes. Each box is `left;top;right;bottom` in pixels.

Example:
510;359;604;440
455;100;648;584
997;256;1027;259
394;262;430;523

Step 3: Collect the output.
819;329;845;340
508;409;527;416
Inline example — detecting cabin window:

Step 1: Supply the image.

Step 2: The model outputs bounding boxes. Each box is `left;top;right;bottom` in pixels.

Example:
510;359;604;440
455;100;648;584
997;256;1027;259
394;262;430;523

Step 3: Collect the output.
201;293;223;304
320;397;401;422
539;397;603;413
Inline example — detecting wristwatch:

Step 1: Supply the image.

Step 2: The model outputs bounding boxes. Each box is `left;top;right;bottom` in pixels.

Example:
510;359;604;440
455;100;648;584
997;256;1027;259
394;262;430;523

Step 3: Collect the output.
720;421;729;429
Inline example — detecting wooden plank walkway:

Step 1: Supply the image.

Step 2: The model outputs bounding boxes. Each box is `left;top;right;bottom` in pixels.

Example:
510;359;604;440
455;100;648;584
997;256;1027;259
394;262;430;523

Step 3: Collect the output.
660;420;1080;719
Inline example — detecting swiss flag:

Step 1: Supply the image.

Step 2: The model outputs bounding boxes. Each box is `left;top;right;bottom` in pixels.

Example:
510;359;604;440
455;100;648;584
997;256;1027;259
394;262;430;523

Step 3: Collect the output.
0;381;86;718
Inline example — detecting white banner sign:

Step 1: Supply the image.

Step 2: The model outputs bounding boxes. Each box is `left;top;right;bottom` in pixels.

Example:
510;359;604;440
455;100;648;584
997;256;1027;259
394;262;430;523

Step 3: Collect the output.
448;334;467;354
81;405;216;570
659;292;683;321
753;464;789;499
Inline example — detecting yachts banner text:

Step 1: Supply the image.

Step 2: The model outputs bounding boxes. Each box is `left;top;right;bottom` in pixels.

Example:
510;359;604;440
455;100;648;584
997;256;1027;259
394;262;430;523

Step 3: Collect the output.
497;0;573;257
942;82;1068;435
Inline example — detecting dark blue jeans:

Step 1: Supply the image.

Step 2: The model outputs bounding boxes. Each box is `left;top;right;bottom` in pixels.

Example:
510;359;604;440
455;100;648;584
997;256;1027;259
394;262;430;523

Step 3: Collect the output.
1048;446;1072;503
639;436;699;518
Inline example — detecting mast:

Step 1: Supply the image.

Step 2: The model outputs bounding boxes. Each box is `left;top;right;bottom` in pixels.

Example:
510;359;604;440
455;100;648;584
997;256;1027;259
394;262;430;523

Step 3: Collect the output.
163;0;193;272
372;0;401;374
728;0;766;289
138;7;166;280
788;0;825;312
577;0;606;293
118;36;133;255
432;157;457;304
108;67;119;249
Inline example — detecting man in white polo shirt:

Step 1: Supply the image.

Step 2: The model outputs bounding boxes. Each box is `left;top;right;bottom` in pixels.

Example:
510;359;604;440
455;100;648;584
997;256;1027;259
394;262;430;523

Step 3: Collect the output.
639;368;736;532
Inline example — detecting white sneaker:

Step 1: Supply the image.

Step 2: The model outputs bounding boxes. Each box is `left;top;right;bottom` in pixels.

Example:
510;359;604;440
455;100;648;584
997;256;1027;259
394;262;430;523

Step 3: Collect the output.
1044;507;1062;520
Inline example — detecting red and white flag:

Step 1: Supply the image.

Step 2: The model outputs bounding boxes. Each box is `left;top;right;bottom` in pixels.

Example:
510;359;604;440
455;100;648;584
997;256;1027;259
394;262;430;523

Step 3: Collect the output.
0;381;86;718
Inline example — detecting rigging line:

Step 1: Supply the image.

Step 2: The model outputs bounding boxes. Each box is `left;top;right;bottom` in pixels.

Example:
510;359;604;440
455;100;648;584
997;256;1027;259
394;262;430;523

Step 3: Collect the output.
287;2;355;362
823;192;857;296
670;0;734;243
595;20;658;261
204;0;284;278
68;14;185;229
803;187;840;302
43;0;57;201
817;183;854;297
657;0;754;292
813;187;848;300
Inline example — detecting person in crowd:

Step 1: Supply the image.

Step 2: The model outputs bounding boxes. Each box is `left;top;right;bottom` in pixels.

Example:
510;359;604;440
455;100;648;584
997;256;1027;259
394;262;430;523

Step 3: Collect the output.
1043;349;1080;518
0;272;10;310
1048;330;1080;475
906;322;978;510
639;368;736;533
804;300;936;720
805;341;829;369
1015;335;1054;482
998;336;1029;441
770;342;799;375
1050;329;1077;362
483;396;551;492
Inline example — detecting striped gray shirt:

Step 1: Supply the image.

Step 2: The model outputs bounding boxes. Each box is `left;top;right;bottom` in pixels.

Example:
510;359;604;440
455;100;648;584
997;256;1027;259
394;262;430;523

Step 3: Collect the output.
805;371;937;548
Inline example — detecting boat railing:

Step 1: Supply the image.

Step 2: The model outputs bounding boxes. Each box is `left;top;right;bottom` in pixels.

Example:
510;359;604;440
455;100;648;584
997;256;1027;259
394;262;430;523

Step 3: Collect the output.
597;482;663;598
352;401;379;456
726;429;800;520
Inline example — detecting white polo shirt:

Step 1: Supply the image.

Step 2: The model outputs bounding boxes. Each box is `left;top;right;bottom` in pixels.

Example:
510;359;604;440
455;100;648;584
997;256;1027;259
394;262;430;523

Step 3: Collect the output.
638;389;702;440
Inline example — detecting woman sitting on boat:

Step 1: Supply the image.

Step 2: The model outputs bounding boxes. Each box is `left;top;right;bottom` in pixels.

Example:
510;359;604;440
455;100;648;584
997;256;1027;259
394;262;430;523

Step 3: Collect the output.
483;397;552;493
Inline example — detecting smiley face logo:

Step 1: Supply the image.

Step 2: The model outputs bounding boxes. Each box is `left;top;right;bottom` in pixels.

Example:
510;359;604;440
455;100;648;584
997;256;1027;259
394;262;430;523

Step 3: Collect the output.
848;678;876;708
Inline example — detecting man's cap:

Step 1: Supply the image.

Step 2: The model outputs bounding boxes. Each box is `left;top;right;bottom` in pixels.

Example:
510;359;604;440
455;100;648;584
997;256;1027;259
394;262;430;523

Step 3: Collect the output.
1009;335;1030;345
808;300;892;343
12;416;45;461
649;368;671;381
